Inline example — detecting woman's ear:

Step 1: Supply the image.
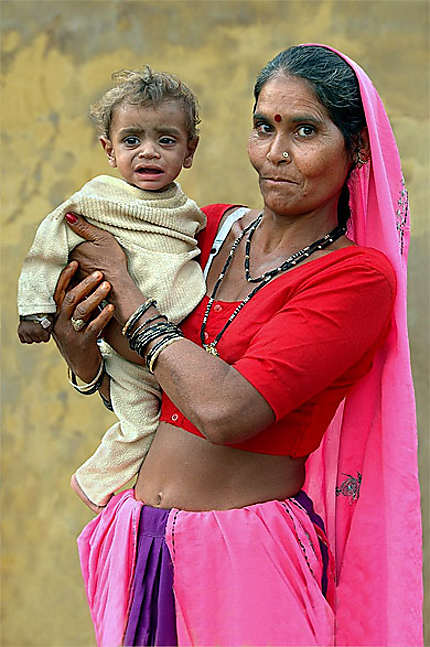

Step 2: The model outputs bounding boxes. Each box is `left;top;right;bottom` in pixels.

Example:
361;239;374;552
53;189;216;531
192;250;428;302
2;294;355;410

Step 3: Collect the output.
352;128;370;167
358;127;370;158
183;137;199;169
99;136;117;168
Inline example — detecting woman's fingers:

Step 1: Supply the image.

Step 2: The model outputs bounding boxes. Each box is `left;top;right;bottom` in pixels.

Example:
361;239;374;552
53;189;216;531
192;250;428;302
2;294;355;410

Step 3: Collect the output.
65;212;128;283
65;212;107;242
71;281;112;325
85;302;115;338
60;271;104;318
53;261;79;308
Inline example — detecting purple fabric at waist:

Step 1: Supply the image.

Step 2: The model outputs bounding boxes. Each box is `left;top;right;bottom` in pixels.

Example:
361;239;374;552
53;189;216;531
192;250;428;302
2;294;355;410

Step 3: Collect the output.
293;490;329;597
123;506;177;647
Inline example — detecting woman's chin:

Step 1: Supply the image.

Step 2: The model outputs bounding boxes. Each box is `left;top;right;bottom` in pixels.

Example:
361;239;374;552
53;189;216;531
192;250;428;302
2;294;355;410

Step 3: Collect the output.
262;197;299;218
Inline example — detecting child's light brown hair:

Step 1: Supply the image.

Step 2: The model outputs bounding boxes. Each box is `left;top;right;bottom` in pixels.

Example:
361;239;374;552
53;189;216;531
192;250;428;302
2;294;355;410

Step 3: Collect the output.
89;66;200;140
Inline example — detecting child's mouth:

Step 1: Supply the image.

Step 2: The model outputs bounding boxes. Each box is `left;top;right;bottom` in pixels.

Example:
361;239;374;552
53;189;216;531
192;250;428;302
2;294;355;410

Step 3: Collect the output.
136;168;163;175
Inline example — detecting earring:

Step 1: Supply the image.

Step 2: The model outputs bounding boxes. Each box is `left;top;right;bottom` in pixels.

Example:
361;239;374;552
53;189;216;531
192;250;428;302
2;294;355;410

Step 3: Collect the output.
354;147;368;168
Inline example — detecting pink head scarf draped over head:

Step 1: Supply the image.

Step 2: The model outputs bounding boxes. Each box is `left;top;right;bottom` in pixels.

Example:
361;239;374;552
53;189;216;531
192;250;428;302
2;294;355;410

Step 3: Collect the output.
301;44;423;646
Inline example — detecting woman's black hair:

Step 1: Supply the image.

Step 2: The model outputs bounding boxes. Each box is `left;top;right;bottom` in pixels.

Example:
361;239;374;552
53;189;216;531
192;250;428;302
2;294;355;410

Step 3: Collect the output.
254;45;367;225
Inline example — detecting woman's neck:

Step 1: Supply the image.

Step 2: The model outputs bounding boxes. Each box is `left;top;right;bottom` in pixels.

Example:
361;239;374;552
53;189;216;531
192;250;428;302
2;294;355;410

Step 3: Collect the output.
257;206;340;256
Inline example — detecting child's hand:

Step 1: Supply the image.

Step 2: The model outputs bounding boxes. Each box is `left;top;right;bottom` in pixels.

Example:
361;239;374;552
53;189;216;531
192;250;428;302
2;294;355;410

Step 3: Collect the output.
18;317;54;343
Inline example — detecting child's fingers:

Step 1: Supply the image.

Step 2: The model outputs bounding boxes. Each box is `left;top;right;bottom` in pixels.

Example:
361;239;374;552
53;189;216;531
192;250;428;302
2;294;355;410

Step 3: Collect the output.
18;321;50;344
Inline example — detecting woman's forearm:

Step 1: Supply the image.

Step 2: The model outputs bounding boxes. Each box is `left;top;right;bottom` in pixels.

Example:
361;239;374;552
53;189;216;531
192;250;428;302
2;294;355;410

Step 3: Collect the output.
151;338;274;444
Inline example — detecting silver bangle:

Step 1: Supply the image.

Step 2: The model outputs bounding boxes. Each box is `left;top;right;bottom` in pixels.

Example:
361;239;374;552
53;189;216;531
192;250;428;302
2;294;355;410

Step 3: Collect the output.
67;360;105;395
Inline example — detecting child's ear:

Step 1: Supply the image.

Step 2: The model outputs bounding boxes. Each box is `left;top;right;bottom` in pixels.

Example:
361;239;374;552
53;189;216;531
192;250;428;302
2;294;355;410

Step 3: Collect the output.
183;137;199;169
99;136;117;168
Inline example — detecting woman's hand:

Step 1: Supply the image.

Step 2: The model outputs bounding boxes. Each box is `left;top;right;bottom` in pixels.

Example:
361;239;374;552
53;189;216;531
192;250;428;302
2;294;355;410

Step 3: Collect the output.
52;261;115;382
65;212;129;291
64;212;143;324
65;212;153;326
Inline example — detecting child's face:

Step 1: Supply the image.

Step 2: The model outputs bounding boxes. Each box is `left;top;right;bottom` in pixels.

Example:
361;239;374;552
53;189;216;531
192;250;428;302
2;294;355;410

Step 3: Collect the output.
100;100;198;191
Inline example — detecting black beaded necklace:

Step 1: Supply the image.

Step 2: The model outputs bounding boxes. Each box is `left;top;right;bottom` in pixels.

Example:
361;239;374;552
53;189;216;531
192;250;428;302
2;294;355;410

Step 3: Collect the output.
201;213;347;356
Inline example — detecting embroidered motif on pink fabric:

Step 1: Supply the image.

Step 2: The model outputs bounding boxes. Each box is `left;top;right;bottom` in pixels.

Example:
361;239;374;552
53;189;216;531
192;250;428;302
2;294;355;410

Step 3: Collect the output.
396;177;409;255
335;472;362;502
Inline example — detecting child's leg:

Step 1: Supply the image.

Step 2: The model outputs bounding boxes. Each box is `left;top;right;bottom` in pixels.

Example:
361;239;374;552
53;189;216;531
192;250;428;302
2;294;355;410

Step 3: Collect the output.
73;343;162;507
70;473;105;514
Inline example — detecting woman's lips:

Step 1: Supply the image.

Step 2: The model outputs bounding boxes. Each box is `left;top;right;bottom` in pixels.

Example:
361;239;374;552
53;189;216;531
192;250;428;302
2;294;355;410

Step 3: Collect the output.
261;176;297;184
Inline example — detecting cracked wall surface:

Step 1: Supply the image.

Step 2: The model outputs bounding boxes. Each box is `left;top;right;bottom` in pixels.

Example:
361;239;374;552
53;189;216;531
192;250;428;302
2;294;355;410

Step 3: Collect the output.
1;1;428;645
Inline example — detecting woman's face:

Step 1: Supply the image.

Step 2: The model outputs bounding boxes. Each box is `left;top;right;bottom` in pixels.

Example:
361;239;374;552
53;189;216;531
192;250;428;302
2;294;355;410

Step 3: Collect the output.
248;73;352;219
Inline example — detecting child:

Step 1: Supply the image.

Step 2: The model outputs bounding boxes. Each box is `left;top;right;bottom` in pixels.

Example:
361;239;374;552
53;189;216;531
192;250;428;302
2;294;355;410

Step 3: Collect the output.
17;66;206;510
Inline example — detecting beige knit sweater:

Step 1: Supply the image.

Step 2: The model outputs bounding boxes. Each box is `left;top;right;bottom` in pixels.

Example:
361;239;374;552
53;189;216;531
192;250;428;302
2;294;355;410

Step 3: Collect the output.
18;174;206;321
17;175;206;506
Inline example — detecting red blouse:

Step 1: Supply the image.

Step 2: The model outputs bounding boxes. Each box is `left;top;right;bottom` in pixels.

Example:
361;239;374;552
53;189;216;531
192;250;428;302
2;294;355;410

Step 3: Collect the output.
159;204;396;457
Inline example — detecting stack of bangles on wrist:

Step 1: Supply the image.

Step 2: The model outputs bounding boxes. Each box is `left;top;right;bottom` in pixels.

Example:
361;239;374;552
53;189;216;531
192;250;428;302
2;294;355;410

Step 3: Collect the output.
121;298;184;373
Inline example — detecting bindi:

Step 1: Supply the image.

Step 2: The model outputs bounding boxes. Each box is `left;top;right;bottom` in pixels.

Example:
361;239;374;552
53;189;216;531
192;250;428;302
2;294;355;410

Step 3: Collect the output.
274;114;282;122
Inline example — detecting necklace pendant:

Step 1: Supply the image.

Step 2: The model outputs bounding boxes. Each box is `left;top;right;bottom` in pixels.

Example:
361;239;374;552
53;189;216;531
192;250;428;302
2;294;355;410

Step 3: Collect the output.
204;343;219;357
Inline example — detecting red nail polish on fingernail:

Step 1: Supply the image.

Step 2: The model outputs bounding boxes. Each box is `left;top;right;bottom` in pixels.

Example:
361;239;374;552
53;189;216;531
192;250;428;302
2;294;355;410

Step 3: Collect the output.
65;213;78;224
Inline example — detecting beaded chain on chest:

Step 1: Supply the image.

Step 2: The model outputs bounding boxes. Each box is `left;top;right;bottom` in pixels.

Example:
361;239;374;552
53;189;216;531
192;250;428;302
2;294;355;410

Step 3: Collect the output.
200;213;346;357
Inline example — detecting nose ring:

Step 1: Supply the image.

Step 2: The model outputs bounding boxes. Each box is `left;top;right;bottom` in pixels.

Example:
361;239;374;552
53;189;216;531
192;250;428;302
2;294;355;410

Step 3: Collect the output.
282;151;290;160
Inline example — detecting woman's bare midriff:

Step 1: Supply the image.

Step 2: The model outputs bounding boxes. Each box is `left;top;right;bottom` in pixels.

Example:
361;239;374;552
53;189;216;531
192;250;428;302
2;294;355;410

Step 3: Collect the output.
134;422;306;511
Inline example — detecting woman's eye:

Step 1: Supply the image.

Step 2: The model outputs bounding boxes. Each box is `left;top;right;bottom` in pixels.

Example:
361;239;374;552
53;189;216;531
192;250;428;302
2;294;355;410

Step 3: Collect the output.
297;125;315;137
124;136;140;146
254;123;273;135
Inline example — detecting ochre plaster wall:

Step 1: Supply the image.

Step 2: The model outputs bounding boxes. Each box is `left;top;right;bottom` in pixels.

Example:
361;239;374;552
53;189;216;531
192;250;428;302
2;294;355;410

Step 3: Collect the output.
1;1;428;645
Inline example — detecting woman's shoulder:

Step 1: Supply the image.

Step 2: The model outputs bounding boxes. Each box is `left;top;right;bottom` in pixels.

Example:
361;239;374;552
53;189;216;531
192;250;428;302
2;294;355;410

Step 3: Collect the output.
200;203;236;219
328;245;396;287
292;245;397;308
197;204;246;265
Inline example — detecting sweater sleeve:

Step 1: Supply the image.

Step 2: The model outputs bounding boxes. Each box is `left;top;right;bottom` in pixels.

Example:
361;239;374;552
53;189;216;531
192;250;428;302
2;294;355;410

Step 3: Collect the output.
233;254;396;421
17;199;86;316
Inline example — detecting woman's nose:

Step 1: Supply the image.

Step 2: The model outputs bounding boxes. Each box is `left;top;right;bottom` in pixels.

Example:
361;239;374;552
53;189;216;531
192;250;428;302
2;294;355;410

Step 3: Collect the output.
266;135;291;164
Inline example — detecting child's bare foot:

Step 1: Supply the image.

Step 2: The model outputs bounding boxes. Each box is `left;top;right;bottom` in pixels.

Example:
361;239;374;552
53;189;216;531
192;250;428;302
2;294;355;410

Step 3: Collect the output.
70;473;105;514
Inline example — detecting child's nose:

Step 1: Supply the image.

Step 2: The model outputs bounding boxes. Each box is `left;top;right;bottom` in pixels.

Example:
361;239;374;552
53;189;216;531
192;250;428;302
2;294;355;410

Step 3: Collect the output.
138;141;160;159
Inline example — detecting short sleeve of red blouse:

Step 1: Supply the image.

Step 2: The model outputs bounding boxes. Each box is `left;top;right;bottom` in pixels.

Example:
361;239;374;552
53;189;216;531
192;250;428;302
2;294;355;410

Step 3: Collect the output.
233;252;396;424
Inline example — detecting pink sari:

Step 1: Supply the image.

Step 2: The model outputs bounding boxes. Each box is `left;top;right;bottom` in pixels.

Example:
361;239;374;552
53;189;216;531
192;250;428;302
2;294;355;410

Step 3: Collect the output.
302;45;423;646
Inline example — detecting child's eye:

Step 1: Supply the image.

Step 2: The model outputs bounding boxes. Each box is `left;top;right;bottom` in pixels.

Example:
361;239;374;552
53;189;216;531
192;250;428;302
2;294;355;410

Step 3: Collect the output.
159;136;176;145
123;136;140;146
297;125;315;137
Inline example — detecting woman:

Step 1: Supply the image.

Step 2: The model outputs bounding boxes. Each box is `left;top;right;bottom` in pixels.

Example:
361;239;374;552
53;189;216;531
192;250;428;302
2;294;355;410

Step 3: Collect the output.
52;45;422;646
